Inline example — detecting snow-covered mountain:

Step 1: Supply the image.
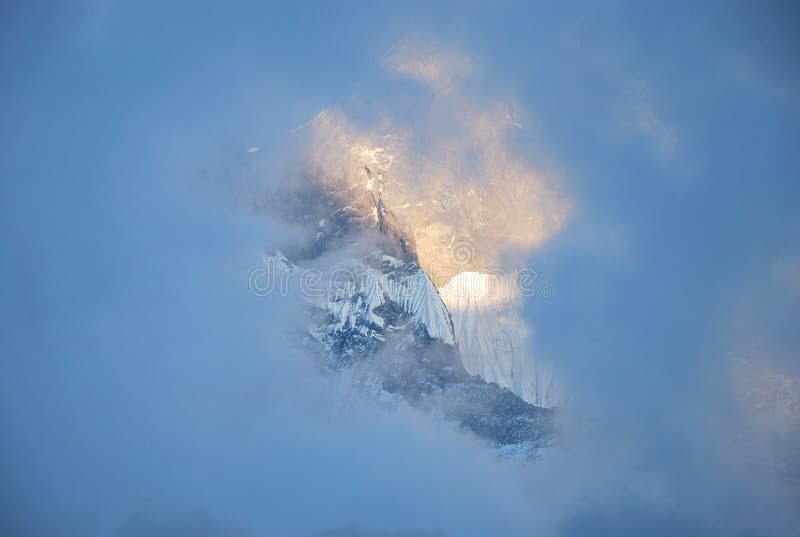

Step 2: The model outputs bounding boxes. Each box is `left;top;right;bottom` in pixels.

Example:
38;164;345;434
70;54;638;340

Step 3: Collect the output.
265;132;559;455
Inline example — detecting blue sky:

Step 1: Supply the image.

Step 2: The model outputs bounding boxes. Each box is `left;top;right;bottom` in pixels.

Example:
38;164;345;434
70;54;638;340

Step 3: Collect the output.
1;2;799;536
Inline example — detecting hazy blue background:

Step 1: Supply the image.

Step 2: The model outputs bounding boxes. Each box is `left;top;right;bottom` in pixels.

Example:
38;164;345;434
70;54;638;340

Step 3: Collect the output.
1;1;798;536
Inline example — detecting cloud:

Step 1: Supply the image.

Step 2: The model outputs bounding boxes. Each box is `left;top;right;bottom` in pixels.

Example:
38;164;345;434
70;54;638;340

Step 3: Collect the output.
623;81;678;162
717;52;800;108
284;55;571;286
772;253;800;297
727;359;800;524
383;41;473;94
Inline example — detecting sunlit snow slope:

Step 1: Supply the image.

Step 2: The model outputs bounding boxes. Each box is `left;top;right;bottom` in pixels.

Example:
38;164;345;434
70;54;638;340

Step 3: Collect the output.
440;272;559;408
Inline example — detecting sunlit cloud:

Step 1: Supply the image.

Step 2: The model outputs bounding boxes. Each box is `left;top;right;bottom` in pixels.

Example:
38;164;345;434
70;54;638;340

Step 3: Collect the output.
383;41;474;94
296;45;571;286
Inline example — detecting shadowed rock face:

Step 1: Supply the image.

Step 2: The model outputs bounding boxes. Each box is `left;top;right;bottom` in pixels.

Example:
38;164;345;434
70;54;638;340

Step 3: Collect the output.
304;253;554;456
